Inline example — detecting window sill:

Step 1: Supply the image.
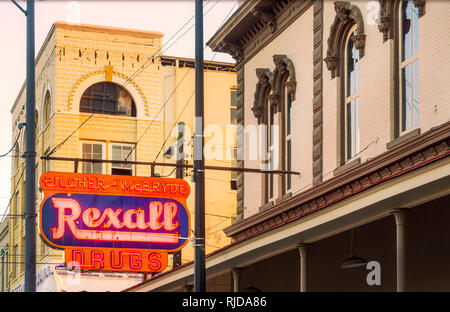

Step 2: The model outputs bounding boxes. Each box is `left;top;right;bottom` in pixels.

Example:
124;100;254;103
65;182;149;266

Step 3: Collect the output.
334;157;361;176
387;128;421;150
259;201;274;212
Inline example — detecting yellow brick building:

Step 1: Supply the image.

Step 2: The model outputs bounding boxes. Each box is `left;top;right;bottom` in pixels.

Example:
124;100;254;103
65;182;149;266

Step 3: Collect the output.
8;22;236;291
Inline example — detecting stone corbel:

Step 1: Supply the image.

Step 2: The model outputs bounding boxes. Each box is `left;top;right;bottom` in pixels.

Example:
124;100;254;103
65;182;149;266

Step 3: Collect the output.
351;33;366;55
413;0;426;17
251;8;277;33
324;55;338;79
377;15;391;42
219;40;244;64
252;68;272;124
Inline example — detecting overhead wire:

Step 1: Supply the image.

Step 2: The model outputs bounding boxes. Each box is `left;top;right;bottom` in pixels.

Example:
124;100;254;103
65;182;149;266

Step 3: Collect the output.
45;0;221;159
151;0;239;164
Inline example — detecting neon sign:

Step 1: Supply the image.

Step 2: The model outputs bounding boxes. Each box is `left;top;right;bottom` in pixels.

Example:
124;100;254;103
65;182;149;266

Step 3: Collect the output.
65;248;168;273
39;172;191;273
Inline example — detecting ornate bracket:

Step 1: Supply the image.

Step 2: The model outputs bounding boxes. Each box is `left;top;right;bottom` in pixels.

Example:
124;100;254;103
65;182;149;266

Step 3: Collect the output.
218;40;244;64
252;68;272;124
251;7;277;33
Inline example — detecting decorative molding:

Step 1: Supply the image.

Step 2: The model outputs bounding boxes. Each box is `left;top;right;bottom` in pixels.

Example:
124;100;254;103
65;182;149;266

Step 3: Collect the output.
312;0;324;185
251;7;277;33
413;0;426;16
252;68;272;124
105;65;114;81
325;1;366;79
207;0;313;70
272;55;297;102
68;70;150;118
377;0;426;42
224;121;450;241
218;40;244;64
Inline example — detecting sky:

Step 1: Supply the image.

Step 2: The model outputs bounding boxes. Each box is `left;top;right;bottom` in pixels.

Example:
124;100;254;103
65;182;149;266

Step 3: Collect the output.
0;0;238;217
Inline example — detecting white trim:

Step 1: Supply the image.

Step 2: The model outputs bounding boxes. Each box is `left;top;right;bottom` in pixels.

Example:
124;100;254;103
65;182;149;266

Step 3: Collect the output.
69;71;150;120
108;142;136;176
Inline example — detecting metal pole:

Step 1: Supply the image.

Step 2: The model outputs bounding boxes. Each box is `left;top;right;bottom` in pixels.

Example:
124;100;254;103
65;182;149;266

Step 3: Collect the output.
194;0;205;292
24;0;36;292
173;122;185;268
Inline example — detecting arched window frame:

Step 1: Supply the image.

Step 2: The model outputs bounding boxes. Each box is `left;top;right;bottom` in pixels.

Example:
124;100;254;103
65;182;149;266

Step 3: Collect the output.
325;1;365;166
252;68;273;204
79;81;137;117
344;25;360;161
269;55;296;198
43;90;52;127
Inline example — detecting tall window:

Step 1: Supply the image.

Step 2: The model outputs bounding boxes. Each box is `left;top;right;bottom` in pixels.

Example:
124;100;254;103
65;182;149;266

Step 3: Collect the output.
43;91;51;125
80;82;136;117
400;0;419;132
81;142;105;174
230;87;238;190
345;30;360;160
285;92;292;191
230;87;237;125
111;144;135;176
268;104;276;201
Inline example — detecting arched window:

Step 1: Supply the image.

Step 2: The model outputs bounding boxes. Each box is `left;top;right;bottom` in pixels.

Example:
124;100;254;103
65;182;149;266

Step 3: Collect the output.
325;1;365;165
43;91;51;125
399;0;419;132
80;82;136;117
345;28;360;160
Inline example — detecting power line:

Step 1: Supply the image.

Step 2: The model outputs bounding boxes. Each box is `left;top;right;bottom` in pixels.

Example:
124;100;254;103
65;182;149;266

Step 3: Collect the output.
45;1;221;159
122;0;218;88
151;0;239;164
0;164;26;223
0;126;23;158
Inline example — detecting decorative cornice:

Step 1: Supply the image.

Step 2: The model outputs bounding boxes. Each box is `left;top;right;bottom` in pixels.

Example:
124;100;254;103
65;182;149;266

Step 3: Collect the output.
251;7;277;33
207;0;313;69
224;121;450;241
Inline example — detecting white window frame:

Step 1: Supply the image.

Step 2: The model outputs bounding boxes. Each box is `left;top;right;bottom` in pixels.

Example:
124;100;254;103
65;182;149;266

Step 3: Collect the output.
80;140;106;174
109;142;136;176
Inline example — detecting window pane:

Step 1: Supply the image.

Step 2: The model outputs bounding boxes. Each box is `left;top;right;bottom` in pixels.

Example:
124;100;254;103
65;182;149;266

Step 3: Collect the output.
80;82;136;117
402;64;413;131
230;90;237;108
402;0;413;61
413;2;419;55
355;97;360;155
287;93;292;136
230;109;237;124
347;100;356;159
287;139;291;190
413;60;419;126
82;143;103;174
347;37;355;97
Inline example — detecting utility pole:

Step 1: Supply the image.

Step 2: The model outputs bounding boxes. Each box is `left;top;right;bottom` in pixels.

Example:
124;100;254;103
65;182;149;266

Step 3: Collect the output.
194;0;206;292
11;0;37;292
173;122;185;268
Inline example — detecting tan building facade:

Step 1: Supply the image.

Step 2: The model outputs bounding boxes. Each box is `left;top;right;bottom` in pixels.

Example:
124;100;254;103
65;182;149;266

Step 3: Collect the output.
127;0;450;292
9;22;236;291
